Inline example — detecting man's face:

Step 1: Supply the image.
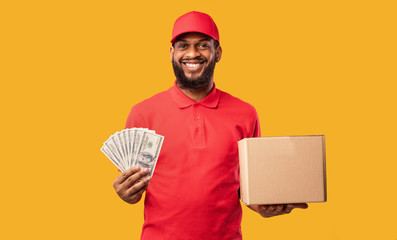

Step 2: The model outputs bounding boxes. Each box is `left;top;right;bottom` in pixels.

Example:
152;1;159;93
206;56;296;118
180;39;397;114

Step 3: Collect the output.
170;32;222;90
138;154;154;166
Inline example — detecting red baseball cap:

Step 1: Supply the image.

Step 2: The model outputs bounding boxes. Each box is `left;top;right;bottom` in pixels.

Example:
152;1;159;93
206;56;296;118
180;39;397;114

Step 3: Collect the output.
171;11;219;44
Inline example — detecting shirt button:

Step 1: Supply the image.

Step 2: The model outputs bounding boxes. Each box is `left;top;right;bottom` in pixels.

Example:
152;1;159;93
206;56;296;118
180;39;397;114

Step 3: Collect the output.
194;116;199;120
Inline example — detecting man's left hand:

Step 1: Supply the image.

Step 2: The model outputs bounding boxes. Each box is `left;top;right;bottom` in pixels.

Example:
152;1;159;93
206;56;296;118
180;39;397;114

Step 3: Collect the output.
248;203;308;218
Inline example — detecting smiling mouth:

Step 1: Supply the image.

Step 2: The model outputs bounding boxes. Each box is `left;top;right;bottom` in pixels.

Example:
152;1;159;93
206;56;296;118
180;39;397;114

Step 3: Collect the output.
182;60;206;71
185;63;201;68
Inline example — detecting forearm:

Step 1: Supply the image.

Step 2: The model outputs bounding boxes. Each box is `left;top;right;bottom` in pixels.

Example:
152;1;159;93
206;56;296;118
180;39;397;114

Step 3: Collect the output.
245;203;308;218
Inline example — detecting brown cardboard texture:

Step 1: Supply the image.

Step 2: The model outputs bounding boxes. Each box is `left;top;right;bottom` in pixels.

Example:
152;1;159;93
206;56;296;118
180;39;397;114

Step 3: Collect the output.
238;135;326;205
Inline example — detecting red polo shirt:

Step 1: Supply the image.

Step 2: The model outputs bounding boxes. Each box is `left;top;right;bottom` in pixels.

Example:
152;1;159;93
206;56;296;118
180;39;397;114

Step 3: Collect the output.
125;82;260;240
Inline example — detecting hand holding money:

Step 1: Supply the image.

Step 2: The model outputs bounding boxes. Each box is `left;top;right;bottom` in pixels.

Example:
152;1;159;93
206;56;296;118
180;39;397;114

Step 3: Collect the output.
113;167;151;204
102;128;164;204
101;128;164;175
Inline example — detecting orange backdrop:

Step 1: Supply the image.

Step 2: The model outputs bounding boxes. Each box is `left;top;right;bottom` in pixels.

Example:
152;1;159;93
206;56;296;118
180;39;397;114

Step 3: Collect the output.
1;1;396;239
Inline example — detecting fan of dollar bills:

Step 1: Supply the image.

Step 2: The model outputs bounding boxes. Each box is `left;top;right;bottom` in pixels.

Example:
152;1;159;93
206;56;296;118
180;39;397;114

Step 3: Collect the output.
101;128;164;176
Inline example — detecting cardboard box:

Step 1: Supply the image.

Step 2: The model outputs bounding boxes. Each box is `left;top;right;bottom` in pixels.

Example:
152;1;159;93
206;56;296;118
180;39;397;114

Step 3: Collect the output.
238;135;326;205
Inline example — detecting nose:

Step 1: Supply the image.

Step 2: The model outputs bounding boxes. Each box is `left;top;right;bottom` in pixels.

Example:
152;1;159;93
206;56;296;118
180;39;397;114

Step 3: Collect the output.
185;45;201;59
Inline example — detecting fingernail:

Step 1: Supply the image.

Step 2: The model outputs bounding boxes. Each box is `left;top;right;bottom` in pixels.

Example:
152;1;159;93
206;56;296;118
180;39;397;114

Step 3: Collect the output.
143;168;149;173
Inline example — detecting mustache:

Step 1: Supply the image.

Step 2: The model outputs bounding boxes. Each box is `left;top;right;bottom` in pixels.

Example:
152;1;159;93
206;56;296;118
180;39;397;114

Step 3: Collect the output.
179;57;207;63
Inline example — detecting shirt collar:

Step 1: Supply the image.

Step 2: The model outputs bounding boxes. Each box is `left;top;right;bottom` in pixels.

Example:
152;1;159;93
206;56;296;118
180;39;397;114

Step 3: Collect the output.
169;81;220;109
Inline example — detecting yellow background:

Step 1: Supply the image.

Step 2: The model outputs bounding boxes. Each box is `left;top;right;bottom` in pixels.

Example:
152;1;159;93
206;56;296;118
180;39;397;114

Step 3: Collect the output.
1;0;396;239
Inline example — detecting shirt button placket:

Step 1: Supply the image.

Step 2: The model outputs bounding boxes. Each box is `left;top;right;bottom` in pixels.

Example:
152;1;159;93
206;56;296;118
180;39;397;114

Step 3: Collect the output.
193;104;204;146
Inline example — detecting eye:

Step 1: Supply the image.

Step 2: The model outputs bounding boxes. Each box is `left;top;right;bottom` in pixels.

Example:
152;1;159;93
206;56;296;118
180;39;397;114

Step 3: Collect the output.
177;43;188;49
199;43;209;49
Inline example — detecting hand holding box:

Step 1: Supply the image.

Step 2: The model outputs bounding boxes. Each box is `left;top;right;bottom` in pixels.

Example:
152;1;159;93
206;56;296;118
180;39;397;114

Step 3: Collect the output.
238;135;327;205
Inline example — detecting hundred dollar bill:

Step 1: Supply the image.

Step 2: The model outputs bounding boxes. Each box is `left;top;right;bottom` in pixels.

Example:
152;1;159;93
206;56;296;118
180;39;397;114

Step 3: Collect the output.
135;132;164;176
123;129;133;167
132;129;143;167
101;128;164;173
106;136;128;171
117;131;127;164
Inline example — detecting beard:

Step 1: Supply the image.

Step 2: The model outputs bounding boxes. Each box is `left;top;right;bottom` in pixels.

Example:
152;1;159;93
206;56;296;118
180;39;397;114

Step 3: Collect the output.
172;56;216;90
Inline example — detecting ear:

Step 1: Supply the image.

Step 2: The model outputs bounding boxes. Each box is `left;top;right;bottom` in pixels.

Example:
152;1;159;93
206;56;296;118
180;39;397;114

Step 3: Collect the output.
215;45;222;63
170;45;175;62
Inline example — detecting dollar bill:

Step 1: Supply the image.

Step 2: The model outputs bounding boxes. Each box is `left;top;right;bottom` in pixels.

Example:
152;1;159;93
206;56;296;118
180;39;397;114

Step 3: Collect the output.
135;132;164;176
101;128;164;174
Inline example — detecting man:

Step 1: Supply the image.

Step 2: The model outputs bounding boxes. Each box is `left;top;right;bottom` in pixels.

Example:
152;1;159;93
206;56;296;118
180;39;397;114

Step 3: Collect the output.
112;11;308;239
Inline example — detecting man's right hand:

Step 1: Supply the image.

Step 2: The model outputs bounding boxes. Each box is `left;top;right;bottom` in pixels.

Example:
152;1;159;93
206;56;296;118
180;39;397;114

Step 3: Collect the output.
112;167;151;204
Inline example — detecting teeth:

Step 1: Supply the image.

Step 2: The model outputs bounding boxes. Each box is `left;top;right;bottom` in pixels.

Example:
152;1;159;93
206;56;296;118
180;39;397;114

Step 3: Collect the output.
185;63;200;67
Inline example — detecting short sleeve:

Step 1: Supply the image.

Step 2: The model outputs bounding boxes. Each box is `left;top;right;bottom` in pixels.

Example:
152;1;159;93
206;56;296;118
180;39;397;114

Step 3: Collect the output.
250;107;261;138
125;105;146;129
